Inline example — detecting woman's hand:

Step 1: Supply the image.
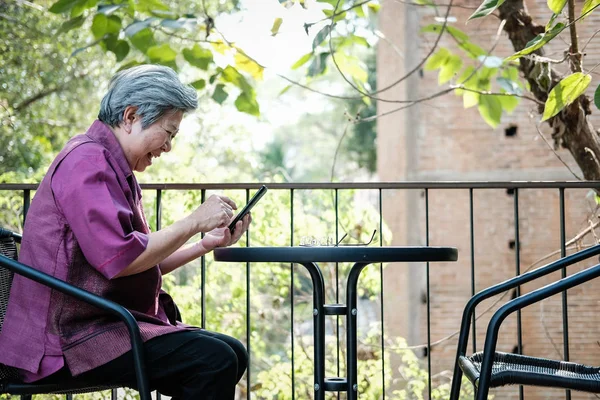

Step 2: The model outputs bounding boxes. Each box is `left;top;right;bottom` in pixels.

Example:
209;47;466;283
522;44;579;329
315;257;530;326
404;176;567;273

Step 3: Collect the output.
189;194;237;233
200;213;252;251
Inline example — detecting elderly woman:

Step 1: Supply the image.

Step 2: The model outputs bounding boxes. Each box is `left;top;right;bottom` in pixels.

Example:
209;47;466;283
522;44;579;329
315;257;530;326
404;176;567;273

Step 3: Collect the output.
0;65;249;399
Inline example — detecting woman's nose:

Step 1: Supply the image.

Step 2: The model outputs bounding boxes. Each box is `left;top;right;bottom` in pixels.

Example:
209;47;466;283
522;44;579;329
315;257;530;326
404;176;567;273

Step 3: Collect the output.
161;138;172;152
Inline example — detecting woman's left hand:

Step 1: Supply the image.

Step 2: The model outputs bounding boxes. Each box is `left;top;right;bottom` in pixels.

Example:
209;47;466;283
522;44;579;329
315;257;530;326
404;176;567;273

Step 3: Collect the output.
200;213;252;251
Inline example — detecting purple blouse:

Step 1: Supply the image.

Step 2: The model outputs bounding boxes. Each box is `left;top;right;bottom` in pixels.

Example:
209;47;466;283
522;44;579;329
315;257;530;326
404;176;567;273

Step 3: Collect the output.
0;121;191;381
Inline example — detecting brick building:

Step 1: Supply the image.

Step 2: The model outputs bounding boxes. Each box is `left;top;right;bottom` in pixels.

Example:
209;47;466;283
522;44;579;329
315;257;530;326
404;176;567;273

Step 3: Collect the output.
377;0;600;398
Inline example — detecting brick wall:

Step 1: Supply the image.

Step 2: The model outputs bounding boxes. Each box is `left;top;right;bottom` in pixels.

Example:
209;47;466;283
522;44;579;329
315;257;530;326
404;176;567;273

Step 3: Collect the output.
377;0;600;398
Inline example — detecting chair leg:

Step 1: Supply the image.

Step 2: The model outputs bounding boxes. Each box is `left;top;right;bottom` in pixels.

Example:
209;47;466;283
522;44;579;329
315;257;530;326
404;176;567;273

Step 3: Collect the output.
20;395;32;400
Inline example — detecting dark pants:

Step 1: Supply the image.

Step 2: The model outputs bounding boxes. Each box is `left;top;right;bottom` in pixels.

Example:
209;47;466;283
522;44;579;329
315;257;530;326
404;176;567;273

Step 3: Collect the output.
38;330;248;400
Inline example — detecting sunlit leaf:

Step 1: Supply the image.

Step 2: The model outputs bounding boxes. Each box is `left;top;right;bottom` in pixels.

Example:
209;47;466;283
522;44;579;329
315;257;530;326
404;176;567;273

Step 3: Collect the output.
312;24;334;50
235;52;264;80
506;23;565;61
70;0;97;17
547;0;567;14
211;84;228;104
595;84;600;110
424;48;450;71
367;3;380;12
271;17;283;36
91;14;121;39
542;72;591;121
221;65;252;92
49;0;82;14
182;44;213;70
211;41;229;55
355;3;366;17
130;28;156;52
235;91;260;116
56;15;85;35
458;41;487;58
191;79;206;90
499;94;519;113
147;43;177;63
469;0;505;20
478;95;503;127
307;52;329;76
421;24;470;43
581;0;600;18
439;54;462;84
292;53;313;69
278;85;292;96
463;90;479;108
323;9;347;21
137;0;169;13
545;12;558;30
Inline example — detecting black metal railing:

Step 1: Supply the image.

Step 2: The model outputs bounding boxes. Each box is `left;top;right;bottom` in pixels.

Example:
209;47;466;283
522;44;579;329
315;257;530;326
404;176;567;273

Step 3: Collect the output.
2;181;600;400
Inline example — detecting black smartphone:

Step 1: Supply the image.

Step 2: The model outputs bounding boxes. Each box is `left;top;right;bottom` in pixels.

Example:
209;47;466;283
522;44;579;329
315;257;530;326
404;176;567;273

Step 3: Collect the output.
228;185;268;233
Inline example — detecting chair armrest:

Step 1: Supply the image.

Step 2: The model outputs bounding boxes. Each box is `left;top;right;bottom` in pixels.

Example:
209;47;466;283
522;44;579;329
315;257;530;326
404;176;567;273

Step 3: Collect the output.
0;254;150;400
450;244;600;400
0;228;21;244
475;262;600;400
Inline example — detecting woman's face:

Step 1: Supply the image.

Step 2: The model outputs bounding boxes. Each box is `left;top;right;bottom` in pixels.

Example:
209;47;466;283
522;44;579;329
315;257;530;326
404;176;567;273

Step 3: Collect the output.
127;110;183;172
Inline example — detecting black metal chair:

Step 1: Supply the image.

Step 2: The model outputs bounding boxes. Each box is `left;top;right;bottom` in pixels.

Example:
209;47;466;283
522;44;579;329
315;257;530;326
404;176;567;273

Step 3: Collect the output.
0;227;151;400
449;243;600;400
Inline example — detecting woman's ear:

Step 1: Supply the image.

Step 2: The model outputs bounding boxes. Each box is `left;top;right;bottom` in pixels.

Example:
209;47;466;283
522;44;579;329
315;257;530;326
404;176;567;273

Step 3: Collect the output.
121;106;139;133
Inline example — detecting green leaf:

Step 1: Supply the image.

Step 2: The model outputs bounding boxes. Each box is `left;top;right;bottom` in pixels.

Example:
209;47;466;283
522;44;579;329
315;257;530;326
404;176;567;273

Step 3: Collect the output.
70;0;97;17
137;0;169;13
497;77;523;95
307;52;329;77
220;66;252;92
98;4;125;15
161;18;198;30
91;14;121;39
182;44;213;70
424;48;450;71
499;94;519;113
581;0;600;18
463;90;479;108
49;0;80;14
130;28;156;52
291;53;313;69
235;91;260;116
124;18;158;37
478;95;503;128
211;84;228;104
547;0;567;14
469;0;506;20
112;40;130;62
234;52;264;80
506;23;565;61
56;15;85;35
439;54;463;84
117;59;143;71
458;41;487;58
312;24;334;50
147;43;177;63
191;79;206;90
542;72;592;121
421;24;470;43
278;85;292;96
355;3;366;17
367;3;380;12
595;84;600;110
322;9;347;21
271;17;283;36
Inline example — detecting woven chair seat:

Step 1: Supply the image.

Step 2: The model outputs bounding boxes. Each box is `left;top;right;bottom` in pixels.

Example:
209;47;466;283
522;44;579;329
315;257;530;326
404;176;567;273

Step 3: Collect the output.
459;351;600;392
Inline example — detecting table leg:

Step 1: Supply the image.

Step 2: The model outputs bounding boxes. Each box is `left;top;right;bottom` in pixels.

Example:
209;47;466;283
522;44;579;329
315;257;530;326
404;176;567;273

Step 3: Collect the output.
346;262;370;400
300;262;326;400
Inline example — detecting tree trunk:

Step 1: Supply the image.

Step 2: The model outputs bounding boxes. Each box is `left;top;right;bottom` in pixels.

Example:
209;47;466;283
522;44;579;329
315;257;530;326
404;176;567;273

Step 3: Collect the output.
498;0;600;180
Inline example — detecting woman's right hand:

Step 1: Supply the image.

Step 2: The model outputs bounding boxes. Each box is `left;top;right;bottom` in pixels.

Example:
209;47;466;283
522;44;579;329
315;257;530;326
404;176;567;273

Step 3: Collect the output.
189;194;237;233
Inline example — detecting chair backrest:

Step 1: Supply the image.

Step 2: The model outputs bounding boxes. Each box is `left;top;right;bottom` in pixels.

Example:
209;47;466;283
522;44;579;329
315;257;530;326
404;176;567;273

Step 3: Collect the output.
0;228;23;381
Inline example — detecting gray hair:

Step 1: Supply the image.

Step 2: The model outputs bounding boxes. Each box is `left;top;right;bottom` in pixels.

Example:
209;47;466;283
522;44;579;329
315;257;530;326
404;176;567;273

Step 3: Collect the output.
98;64;198;128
